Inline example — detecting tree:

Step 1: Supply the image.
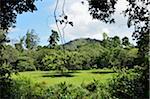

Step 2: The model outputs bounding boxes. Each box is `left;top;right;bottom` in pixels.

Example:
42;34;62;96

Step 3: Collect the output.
0;0;38;30
88;0;117;23
122;36;130;47
111;36;121;47
0;30;12;98
25;29;39;50
88;0;149;97
48;30;59;48
102;32;108;40
0;1;39;97
15;36;25;52
88;0;149;59
42;50;68;73
15;56;36;71
102;35;121;48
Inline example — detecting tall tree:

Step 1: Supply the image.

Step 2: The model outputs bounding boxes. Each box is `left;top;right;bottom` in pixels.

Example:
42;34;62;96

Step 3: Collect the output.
25;29;39;50
0;1;39;97
111;36;121;47
103;32;108;40
122;36;130;47
48;30;59;48
0;30;12;98
15;36;25;52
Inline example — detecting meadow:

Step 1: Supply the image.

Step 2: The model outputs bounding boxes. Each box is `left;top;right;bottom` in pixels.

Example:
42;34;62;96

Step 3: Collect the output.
13;69;115;86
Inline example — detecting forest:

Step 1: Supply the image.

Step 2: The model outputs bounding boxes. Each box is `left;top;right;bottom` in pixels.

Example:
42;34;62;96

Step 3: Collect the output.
0;0;149;99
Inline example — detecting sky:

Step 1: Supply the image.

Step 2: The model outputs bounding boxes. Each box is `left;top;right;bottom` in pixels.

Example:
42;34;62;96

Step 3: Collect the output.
8;0;136;46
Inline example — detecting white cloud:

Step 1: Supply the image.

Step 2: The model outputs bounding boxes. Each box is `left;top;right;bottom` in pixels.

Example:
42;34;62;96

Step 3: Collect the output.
8;27;20;33
49;0;136;44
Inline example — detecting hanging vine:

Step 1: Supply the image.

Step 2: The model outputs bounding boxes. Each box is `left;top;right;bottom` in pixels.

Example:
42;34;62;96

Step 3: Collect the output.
53;0;73;45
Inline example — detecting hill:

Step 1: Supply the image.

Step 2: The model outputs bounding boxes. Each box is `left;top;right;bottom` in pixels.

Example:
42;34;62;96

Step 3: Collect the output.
63;38;102;51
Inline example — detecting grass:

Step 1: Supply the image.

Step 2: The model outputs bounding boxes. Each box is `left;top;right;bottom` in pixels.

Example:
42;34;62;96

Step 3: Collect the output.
12;69;115;86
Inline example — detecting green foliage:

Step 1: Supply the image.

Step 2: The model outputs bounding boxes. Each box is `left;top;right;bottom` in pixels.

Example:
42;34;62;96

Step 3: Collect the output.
25;29;39;50
10;76;47;99
0;71;13;99
15;36;25;52
0;0;38;30
1;0;148;98
46;82;86;99
48;30;59;48
97;47;138;68
3;45;19;65
0;31;15;99
101;35;121;48
88;1;149;97
42;50;80;72
33;48;54;70
107;69;147;99
16;56;36;71
24;37;138;71
10;76;113;99
0;37;136;73
10;76;110;99
10;69;147;99
88;0;117;23
122;36;130;47
63;38;102;51
103;32;108;40
12;69;114;86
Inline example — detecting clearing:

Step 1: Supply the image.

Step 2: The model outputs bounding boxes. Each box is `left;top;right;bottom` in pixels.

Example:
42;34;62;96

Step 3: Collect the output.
12;69;115;86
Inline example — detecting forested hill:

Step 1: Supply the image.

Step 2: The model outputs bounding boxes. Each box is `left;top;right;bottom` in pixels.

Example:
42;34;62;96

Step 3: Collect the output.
63;38;102;51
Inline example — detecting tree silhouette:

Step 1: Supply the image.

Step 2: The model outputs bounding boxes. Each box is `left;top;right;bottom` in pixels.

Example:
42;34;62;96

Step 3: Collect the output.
48;30;60;48
122;36;130;47
88;0;149;98
0;0;38;31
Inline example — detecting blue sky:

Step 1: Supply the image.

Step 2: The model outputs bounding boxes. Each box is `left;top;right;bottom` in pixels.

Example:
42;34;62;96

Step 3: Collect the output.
8;0;55;45
8;0;136;46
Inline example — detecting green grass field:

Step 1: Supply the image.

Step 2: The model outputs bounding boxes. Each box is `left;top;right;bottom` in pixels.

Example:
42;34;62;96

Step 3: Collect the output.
12;69;115;86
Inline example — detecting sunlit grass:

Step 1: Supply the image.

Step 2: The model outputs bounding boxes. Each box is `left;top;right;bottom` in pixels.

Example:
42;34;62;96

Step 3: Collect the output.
12;69;115;86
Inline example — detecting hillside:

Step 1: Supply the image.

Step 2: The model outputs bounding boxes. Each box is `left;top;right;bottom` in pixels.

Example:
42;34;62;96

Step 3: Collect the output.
63;38;102;51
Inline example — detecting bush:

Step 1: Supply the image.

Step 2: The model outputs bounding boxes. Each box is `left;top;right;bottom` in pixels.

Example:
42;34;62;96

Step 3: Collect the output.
10;68;147;99
10;76;112;99
16;56;36;71
107;69;146;99
10;76;47;99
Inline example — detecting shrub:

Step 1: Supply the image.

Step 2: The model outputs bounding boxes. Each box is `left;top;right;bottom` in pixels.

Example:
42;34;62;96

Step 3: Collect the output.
16;56;36;71
10;76;47;99
107;69;146;99
10;68;147;99
10;77;112;99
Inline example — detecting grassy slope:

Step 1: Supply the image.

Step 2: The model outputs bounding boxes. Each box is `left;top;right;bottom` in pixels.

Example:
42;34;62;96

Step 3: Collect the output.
12;69;115;86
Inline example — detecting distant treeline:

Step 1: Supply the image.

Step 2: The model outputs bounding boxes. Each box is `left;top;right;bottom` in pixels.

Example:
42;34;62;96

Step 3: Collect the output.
4;31;138;72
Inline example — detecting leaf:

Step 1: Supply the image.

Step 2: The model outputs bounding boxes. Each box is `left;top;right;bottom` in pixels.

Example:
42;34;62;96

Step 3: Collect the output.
62;20;64;23
60;21;62;24
69;22;73;27
81;1;84;5
64;16;68;20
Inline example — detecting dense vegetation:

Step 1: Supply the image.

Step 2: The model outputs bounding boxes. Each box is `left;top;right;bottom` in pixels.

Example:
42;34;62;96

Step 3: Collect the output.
1;30;147;98
9;69;145;99
3;31;138;72
0;0;149;98
12;69;114;86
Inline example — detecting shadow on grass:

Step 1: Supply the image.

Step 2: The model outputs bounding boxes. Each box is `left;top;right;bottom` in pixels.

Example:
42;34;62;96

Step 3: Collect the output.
67;71;80;73
42;73;74;78
91;71;115;74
